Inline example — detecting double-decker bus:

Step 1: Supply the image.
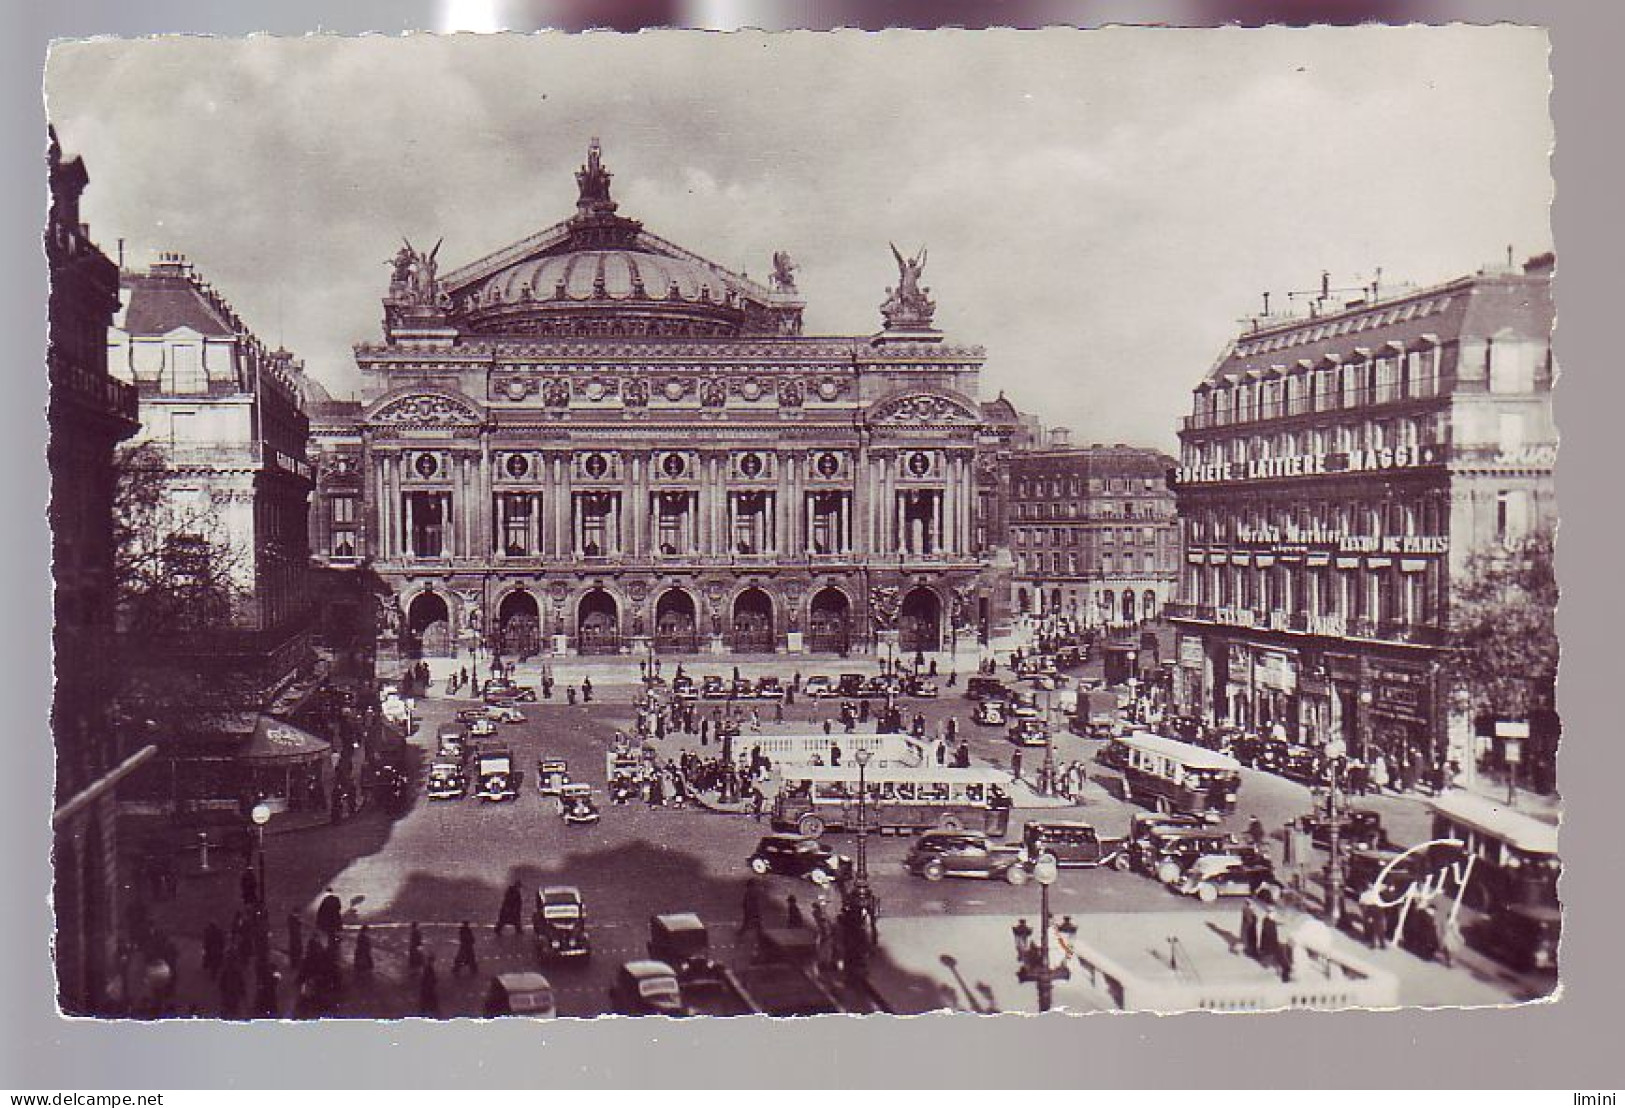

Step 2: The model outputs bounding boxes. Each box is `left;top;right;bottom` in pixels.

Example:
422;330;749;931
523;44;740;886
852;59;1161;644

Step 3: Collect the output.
771;765;1013;839
1108;731;1241;821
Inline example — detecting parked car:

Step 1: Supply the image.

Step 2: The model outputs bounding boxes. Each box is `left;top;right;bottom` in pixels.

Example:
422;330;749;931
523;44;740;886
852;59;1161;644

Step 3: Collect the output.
469;716;499;738
1296;807;1387;851
904;830;1032;885
747;834;851;886
533;886;591;961
425;760;468;801
1021;821;1122;869
1010;694;1042;721
965;676;1010;702
803;675;836;698
609;960;686;1016
730;677;755;699
672;675;698;700
482;680;537;703
1472;902;1560;974
700;676;727;700
902;676;938;698
864;675;902;699
1119;824;1234;880
473;745;520;802
836;674;867;698
1008;719;1051;748
972;699;1009;727
482;972;556;1017
1175;851;1282;902
488;704;526;724
457;707;494;725
755;677;786;700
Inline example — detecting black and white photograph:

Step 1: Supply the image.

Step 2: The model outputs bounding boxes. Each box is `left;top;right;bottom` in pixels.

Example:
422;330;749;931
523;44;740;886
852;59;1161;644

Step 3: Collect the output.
41;26;1561;1024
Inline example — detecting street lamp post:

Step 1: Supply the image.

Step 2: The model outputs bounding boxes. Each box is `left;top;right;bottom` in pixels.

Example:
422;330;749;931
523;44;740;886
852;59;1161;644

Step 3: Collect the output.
841;748;877;983
1039;687;1058;797
1011;853;1076;1012
1320;738;1347;929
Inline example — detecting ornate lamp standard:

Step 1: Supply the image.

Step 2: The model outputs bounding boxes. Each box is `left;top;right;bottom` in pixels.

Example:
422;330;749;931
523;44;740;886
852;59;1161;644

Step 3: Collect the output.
1038;686;1059;797
1320;738;1347;929
1011;853;1076;1012
840;748;878;982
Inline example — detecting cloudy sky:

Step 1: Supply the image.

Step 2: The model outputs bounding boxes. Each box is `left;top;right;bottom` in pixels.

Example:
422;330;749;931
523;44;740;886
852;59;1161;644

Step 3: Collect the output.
45;27;1551;448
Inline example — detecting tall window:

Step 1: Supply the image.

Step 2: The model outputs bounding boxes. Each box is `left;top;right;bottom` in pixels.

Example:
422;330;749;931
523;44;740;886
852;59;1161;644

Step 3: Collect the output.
502;494;531;555
330;496;357;559
1496;489;1529;545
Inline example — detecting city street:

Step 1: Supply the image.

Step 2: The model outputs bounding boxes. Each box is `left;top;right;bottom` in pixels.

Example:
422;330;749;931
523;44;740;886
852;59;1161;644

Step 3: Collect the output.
137;648;1547;1018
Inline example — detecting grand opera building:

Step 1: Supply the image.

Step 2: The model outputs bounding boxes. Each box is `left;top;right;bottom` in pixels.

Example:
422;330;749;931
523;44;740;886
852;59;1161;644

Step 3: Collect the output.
310;142;1014;660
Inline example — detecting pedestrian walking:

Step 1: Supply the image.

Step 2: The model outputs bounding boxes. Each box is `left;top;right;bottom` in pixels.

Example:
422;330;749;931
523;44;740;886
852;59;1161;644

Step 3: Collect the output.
739;877;764;937
786;894;806;929
316;889;344;941
418;955;440;1018
1240;896;1259;958
1011;749;1024;782
407;921;424;968
1359;886;1388;949
774;701;784;724
1439;910;1464;969
1247;816;1268;853
582;677;594;702
750;785;766;821
496;880;524;936
353;925;375;975
453;921;479;977
1257;899;1281;963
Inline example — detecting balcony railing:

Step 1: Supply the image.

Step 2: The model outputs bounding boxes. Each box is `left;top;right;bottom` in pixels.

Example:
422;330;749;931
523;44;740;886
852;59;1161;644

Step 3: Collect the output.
49;357;139;423
1184;380;1445;431
1166;603;1446;646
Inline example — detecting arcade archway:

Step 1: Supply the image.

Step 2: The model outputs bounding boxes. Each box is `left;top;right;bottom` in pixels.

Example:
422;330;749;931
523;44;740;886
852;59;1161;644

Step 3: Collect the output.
899;586;942;654
577;590;620;655
406;591;452;657
497;590;542;658
808;587;851;655
654;589;699;653
731;588;775;654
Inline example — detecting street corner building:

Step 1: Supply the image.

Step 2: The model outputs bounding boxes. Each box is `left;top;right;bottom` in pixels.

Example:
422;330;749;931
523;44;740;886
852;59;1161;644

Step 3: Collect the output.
1167;256;1558;787
312;140;1018;664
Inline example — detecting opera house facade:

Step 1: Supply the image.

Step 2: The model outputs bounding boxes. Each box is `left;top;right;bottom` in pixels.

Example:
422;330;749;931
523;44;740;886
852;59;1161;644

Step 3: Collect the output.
312;142;1013;660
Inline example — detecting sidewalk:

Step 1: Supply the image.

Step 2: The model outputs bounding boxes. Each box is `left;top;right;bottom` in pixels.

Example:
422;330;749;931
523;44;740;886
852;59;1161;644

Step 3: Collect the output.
866;909;1535;1015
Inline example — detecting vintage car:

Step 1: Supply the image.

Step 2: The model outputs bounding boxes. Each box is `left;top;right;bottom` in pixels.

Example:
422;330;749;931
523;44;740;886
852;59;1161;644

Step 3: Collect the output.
469;716;499;738
965;676;1012;702
1472;903;1560;974
488;704;526;724
608;960;686;1017
533;886;590;961
482;680;538;703
1297;807;1387;851
473;745;520;802
435;722;468;747
1008;719;1051;748
456;707;494;725
700;675;728;700
746;834;851;886
972;699;1010;727
836;674;867;698
1021;821;1123;869
482;972;556;1018
902;676;939;699
803;675;836;699
1176;851;1282;902
425;760;468;801
1009;693;1043;721
556;782;601;825
863;675;902;700
535;758;571;796
729;677;756;699
1020;672;1063;691
647;913;727;980
1118;823;1234;879
754;676;786;701
904;830;1032;885
672;675;698;701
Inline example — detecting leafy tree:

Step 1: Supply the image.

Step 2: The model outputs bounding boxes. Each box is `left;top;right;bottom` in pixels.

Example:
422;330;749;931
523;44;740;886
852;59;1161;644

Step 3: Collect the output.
111;440;252;639
1445;527;1559;723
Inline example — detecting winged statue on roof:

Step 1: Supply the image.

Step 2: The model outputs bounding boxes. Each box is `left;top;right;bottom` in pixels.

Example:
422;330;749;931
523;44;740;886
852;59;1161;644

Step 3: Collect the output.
880;242;935;329
388;237;448;308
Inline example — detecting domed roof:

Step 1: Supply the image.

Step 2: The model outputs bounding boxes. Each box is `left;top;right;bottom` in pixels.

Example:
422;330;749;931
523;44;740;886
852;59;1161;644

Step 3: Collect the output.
438;140;803;340
468;246;750;307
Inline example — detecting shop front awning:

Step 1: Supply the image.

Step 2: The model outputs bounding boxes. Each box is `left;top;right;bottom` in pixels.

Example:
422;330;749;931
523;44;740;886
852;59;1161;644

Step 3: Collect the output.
238;714;332;765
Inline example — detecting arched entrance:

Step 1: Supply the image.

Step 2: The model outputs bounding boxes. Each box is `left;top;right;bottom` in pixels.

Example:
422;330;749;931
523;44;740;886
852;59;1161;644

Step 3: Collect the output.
808;587;851;655
899;587;942;654
731;588;775;653
1017;588;1030;614
654;589;699;653
577;590;620;655
406;591;452;657
1143;589;1158;621
1122;590;1138;624
497;590;542;659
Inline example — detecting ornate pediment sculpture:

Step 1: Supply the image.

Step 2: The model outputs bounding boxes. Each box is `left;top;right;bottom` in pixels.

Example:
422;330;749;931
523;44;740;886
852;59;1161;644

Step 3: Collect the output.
368;392;483;427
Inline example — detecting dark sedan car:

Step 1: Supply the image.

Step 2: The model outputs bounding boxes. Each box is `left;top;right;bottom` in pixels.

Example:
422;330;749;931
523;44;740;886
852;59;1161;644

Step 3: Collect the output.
904;830;1032;885
1297;807;1387;851
747;835;851;886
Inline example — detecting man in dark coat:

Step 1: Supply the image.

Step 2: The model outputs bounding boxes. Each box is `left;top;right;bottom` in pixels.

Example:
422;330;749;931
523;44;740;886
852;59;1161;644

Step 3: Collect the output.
452;921;479;977
738;877;764;937
786;894;806;929
316;890;344;941
496;881;524;936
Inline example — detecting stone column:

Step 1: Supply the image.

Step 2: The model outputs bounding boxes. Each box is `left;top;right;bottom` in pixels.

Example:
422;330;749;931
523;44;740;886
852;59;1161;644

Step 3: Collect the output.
932;489;944;555
374;454;391;560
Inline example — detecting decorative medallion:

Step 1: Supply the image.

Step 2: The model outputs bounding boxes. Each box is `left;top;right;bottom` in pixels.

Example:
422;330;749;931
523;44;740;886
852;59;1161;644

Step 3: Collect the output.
700;379;727;408
543;380;570;408
414;452;442;479
584;379;607;402
505;378;529;401
624;378;649;407
583;452;609;479
505;453;531;479
779;380;804;408
738;452;765;479
739;379;763;401
816;379;841;402
663;379;687;402
661;452;688;479
815;451;841;479
907;450;933;477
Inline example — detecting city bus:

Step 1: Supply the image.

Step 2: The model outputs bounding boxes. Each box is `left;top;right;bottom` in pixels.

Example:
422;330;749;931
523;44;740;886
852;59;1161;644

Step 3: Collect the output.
1429;790;1560;911
771;765;1013;839
749;733;929;771
1108;731;1242;821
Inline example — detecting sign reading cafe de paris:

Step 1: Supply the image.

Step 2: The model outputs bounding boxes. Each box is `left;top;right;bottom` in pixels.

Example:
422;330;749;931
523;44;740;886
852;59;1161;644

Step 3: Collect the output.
313;140;1012;660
